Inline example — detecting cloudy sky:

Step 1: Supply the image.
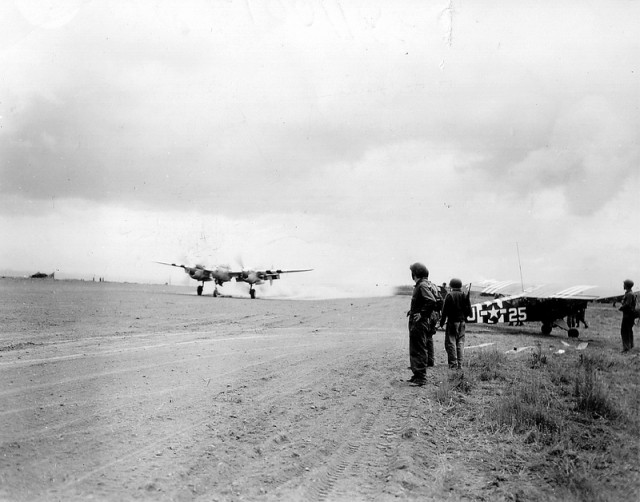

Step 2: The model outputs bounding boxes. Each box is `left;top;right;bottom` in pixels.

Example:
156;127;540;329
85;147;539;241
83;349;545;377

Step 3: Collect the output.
1;0;638;297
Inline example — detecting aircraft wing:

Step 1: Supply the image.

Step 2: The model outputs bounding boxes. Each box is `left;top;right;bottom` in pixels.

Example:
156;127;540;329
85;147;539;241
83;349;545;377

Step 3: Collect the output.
520;284;622;301
230;268;313;279
155;261;190;270
474;280;621;301
155;261;219;275
264;268;313;276
472;280;529;297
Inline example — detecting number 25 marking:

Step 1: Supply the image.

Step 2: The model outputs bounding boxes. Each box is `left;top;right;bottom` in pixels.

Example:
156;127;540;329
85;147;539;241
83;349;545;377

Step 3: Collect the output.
508;307;527;322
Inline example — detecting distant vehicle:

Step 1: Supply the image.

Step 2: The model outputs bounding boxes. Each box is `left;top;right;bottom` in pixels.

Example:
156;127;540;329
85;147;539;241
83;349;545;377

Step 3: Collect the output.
467;280;623;338
30;272;55;279
155;262;312;299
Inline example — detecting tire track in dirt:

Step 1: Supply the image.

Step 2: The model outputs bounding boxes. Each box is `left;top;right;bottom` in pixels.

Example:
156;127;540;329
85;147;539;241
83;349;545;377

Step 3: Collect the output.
2;343;335;448
3;326;383;447
218;344;420;501
160;341;397;500
0;325;347;424
304;442;359;501
32;352;318;498
0;340;320;403
39;337;379;498
262;385;419;502
1;328;344;495
52;422;204;495
327;383;420;501
0;326;312;373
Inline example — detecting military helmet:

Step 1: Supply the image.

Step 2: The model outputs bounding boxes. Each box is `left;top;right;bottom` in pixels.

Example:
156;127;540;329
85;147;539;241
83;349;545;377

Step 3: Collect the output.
624;279;634;288
409;262;429;279
449;278;463;289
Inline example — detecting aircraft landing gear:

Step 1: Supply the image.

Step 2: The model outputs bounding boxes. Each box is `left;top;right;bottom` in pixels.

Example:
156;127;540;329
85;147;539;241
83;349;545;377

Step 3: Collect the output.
541;323;552;335
568;328;579;338
250;288;256;299
197;285;203;296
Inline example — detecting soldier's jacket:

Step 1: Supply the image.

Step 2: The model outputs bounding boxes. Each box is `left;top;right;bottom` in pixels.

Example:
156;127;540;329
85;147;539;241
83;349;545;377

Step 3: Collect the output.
409;278;439;314
620;291;637;320
440;289;472;325
409;278;442;334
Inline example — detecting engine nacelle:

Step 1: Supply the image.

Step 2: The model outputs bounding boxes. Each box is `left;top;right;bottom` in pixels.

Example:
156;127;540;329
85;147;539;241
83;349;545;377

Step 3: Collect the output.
190;269;207;280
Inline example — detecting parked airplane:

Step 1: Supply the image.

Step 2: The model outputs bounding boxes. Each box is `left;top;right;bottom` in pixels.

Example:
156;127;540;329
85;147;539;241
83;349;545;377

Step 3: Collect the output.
467;280;623;338
30;272;55;279
155;262;312;298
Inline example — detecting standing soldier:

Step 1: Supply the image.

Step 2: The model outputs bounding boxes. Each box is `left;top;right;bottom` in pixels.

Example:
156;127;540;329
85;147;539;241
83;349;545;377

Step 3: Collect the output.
439;282;449;299
407;263;442;386
440;278;472;369
575;303;589;329
619;279;636;352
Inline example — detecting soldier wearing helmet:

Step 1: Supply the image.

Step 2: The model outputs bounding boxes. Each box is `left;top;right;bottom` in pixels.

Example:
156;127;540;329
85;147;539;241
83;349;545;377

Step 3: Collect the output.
440;277;472;369
406;262;443;386
409;262;429;280
619;279;636;352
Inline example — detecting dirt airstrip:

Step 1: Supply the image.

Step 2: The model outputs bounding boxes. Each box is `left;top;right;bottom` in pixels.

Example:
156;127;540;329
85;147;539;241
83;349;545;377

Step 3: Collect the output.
0;279;638;501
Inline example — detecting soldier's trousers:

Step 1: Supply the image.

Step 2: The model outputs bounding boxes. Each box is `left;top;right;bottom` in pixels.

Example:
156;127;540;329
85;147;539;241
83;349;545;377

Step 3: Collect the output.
621;318;634;351
445;321;466;369
409;320;434;379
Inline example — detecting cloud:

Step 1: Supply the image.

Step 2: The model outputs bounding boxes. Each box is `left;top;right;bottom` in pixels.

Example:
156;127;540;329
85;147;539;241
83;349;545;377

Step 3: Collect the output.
467;95;640;216
3;1;637;219
3;1;418;214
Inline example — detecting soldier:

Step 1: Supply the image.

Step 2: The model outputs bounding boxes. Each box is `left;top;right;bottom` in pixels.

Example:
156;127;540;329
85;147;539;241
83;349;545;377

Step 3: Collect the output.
575;303;589;329
406;263;442;386
619;279;636;352
439;282;448;299
440;278;472;369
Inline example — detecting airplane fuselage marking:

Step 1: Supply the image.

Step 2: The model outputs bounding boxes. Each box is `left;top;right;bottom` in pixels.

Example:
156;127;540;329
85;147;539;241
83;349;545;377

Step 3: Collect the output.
468;302;527;324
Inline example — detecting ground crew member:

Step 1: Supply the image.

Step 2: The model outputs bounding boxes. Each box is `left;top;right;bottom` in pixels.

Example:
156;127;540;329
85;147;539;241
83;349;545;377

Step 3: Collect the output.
440;278;472;369
619;279;636;352
407;263;441;386
575;303;589;328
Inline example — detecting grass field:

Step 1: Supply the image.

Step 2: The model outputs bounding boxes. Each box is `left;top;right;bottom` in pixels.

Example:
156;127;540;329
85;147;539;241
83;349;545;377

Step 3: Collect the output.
431;294;640;501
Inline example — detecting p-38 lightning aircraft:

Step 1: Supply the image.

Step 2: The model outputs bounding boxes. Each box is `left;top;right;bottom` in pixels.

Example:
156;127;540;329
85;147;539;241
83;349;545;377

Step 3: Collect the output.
156;262;312;299
467;280;623;338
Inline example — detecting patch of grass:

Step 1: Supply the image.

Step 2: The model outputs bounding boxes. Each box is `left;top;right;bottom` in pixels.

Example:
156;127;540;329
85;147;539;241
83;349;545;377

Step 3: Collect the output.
434;371;473;405
434;379;452;406
489;352;623;444
489;371;562;443
541;442;606;502
529;344;547;369
430;306;639;501
573;351;640;432
450;370;473;393
548;356;574;388
573;362;619;420
468;348;507;381
550;466;602;502
578;352;616;372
